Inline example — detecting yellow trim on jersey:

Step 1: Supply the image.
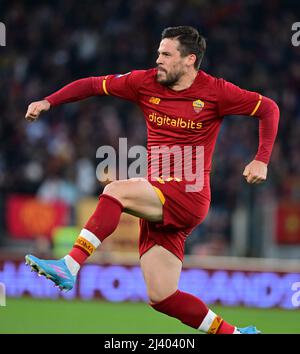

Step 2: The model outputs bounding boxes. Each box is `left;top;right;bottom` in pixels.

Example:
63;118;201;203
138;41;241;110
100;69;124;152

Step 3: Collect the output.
102;75;109;95
152;186;166;205
250;94;262;116
207;316;223;334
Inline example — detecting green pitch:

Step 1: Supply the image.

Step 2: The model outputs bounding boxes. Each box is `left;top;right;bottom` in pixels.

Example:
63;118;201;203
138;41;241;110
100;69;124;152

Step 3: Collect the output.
0;298;299;334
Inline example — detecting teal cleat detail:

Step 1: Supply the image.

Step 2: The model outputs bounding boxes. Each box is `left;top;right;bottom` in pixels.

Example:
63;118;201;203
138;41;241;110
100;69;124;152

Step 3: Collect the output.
237;326;261;334
25;254;76;291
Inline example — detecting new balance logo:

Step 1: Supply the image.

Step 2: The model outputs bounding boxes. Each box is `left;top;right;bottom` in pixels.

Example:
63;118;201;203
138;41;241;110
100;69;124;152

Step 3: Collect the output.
149;97;160;105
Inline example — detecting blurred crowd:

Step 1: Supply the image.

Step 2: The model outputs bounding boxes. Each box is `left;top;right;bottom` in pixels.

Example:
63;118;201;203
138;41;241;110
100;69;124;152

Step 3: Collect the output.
1;0;300;255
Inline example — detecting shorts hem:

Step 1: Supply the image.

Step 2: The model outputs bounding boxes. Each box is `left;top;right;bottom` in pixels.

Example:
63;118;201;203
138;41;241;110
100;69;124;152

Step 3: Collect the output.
139;240;184;263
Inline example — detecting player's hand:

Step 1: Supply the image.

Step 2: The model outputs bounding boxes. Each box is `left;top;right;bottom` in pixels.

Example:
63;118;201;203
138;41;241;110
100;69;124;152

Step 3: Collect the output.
25;100;51;122
242;160;267;184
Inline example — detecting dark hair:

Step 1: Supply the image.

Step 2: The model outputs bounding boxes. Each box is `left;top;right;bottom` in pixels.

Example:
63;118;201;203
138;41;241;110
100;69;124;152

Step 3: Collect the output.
161;26;206;69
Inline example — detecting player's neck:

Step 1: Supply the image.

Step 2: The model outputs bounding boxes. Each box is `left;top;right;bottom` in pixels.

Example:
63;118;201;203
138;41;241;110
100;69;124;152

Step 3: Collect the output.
169;70;198;91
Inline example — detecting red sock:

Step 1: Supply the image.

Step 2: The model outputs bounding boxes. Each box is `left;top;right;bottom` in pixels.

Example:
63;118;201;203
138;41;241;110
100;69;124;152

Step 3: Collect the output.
151;290;235;334
151;290;208;328
84;194;124;241
69;194;123;264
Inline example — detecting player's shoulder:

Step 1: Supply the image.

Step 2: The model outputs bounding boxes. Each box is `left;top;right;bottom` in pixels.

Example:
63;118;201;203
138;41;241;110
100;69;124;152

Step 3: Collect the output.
130;68;161;92
203;71;245;92
198;71;242;100
197;70;225;89
191;70;222;100
126;68;155;79
122;68;155;87
136;67;157;84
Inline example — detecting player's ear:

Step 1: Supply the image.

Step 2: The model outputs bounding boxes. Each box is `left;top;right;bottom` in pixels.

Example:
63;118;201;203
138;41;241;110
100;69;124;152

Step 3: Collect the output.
187;54;197;67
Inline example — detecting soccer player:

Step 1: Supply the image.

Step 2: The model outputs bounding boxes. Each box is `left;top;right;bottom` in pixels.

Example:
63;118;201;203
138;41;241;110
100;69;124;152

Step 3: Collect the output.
25;26;279;334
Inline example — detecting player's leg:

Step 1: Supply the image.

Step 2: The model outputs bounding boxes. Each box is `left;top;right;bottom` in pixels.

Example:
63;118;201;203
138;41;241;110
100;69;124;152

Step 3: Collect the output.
140;245;182;303
66;177;163;269
25;178;163;290
141;245;259;334
102;177;163;222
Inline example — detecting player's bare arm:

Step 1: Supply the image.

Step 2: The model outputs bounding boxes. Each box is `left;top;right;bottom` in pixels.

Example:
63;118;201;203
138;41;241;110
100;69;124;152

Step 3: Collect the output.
25;99;50;122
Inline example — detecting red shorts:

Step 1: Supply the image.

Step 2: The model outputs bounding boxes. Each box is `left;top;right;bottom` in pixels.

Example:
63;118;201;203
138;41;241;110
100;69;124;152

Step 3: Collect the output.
139;178;211;262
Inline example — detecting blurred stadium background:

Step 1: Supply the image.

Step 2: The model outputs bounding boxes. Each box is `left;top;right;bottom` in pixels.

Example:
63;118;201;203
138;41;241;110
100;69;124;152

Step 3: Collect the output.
0;0;300;333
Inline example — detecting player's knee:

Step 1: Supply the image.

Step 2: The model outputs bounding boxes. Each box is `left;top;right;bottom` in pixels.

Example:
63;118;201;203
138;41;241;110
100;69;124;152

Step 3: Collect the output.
103;180;125;199
102;179;144;206
147;286;177;305
102;180;134;208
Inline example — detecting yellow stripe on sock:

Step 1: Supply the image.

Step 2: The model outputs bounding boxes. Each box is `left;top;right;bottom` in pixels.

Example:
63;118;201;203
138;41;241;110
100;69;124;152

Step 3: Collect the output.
250;94;262;116
103;75;109;95
152;186;166;205
75;236;96;255
207;316;223;334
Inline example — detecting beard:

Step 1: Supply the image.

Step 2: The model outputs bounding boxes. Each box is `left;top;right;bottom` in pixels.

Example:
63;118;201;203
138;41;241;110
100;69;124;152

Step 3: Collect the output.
156;68;183;87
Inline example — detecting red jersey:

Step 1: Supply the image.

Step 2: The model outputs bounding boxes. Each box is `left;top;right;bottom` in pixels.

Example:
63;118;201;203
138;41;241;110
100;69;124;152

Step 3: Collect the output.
45;68;279;257
46;67;279;197
98;69;262;188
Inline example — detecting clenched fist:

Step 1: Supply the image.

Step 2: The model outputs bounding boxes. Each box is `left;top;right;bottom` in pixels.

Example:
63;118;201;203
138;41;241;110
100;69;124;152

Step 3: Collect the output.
25;100;51;122
243;160;268;184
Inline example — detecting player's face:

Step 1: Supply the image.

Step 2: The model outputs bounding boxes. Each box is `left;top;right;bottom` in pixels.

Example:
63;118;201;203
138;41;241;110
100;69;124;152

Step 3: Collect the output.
156;38;191;86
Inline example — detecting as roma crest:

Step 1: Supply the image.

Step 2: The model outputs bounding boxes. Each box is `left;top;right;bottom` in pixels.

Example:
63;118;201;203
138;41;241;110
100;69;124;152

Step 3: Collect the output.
193;99;204;113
